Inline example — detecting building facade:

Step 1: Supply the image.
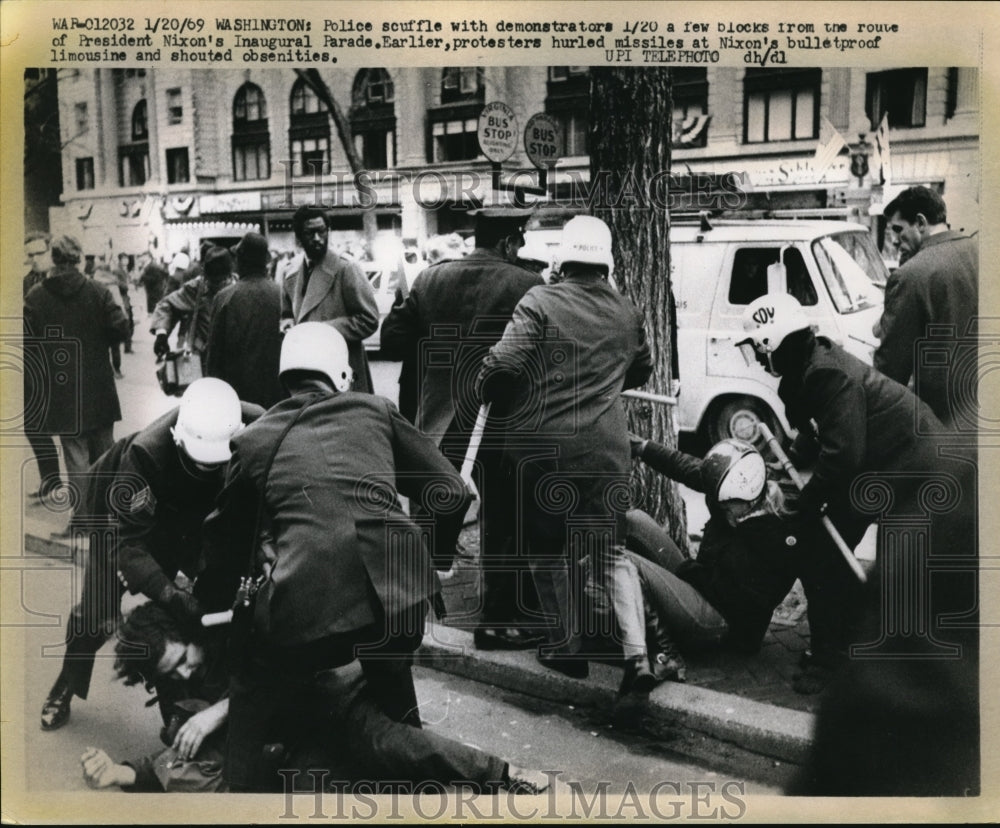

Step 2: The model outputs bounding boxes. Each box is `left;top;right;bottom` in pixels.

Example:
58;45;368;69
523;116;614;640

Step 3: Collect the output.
47;65;979;263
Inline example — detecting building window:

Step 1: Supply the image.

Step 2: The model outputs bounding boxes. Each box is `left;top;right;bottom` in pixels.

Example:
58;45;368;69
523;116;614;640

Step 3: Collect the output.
545;66;590;158
73;102;89;136
233;82;270;181
119;99;149;186
673;68;710;149
427;68;485;163
166;147;189;184
75;157;95;190
350;69;397;170
118;146;149;186
441;67;484;102
166;88;183;125
744;69;820;143
289;77;330;176
866;68;927;129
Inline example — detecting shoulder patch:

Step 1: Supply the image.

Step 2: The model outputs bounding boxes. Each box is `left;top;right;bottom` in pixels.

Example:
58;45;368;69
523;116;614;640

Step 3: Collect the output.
129;485;157;515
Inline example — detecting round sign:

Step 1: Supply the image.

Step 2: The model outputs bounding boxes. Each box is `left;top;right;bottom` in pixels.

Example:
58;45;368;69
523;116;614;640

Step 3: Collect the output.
477;102;519;163
524;113;561;169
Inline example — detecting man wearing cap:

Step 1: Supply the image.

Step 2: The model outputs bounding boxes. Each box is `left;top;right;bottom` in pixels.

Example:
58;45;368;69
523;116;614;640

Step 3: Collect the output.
381;207;544;650
206;232;285;410
24;234;131;487
279;205;380;393
151;246;235;372
38;378;264;732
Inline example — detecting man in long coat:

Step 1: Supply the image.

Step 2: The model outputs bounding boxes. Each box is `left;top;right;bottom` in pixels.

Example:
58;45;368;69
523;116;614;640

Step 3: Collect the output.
24;235;130;483
478;216;654;682
874;186;978;429
207;323;470;791
381;208;544;649
279;205;379;393
206;232;286;410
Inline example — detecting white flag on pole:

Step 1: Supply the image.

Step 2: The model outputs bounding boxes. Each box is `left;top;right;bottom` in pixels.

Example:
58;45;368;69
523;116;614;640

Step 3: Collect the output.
813;116;849;182
873;112;892;186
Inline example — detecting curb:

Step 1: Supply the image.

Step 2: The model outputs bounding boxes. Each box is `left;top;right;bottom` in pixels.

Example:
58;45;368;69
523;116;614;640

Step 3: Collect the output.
417;622;816;767
26;530;816;766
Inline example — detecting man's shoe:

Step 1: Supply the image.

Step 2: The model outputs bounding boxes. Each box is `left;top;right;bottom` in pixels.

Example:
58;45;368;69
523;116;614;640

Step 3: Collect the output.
650;650;687;683
504;765;551;794
474;627;545;651
537;653;589;680
41;680;73;731
618;657;657;697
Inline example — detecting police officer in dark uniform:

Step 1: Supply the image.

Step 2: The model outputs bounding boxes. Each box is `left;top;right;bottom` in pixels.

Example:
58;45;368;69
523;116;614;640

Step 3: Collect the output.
39;379;263;732
381;207;544;650
737;293;979;793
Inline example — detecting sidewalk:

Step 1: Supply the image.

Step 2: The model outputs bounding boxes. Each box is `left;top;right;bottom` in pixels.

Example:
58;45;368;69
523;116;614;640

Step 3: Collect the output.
19;462;850;773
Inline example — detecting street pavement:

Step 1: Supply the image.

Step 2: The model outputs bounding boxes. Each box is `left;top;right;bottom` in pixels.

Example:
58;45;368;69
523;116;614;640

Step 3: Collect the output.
8;312;873;795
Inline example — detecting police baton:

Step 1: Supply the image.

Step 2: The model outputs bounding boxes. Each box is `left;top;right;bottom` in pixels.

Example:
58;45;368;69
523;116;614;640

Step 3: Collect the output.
757;423;868;584
460;403;491;499
201;610;233;627
622;389;678;406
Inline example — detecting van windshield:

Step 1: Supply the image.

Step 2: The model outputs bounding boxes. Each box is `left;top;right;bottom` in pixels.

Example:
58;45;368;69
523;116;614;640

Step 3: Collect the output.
811;232;888;313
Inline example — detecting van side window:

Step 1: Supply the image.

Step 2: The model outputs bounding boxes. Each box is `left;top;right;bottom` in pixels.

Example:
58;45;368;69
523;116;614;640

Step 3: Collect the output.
728;247;817;306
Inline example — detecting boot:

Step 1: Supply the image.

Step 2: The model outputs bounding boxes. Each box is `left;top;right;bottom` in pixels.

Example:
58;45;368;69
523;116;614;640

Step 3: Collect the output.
646;602;687;683
41;674;73;731
618;656;657;697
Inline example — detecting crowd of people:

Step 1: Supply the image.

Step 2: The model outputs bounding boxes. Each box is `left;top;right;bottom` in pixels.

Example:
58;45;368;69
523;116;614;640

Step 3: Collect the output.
21;186;979;796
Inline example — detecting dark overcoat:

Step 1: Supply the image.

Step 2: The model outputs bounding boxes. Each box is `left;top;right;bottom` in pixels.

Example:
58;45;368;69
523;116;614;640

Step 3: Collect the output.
212;392;470;647
24;265;129;435
206;275;286;410
479;275;652;544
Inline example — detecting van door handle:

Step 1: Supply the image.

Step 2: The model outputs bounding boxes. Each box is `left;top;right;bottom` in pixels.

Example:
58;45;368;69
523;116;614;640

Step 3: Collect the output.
709;335;733;343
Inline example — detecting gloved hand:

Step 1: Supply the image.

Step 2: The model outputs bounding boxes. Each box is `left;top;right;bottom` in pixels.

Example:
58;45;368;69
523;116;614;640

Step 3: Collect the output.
157;582;204;628
629;433;648;460
153;333;170;358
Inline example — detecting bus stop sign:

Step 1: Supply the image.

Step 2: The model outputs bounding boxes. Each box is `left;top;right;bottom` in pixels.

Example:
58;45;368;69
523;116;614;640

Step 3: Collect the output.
477;102;519;163
524;113;561;169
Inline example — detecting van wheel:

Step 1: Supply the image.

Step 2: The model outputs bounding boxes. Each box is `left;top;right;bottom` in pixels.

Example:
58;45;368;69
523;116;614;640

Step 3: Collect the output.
705;396;784;448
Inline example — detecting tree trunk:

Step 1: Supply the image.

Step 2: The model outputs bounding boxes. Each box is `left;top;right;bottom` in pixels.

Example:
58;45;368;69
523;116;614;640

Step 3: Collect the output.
589;68;688;555
294;69;379;254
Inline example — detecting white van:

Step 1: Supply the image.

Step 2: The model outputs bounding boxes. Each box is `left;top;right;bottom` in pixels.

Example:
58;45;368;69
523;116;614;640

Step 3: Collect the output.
671;219;888;443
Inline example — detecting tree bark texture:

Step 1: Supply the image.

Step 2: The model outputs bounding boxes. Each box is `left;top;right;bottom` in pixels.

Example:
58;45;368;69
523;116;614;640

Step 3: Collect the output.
589;68;689;554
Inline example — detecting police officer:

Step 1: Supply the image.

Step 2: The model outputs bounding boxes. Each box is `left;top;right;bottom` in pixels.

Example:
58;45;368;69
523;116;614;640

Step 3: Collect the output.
478;216;654;690
381;207;544;650
209;323;471;791
39;379;263;731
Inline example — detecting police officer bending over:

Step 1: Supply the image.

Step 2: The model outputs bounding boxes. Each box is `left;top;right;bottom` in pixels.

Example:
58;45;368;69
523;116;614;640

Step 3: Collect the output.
207;323;472;792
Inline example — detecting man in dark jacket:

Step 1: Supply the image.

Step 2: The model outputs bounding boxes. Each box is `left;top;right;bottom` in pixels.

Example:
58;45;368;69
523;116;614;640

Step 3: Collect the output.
207;322;471;791
739;292;978;793
279;205;379;393
478;216;654;687
137;252;171;314
151;247;235;372
874;186;978;428
38;378;263;732
22;232;62;499
24;235;130;487
206;232;286;409
381;208;544;650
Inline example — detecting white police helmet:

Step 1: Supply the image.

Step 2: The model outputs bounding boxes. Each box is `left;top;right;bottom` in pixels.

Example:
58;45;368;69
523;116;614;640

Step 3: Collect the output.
279;322;353;392
170;378;243;466
553;216;614;276
736;293;812;374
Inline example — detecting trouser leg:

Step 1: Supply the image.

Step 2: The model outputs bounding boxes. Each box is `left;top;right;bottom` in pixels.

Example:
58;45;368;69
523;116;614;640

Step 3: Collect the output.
26;431;62;494
625;551;728;647
624;509;688;572
600;549;647;660
528;552;582;657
